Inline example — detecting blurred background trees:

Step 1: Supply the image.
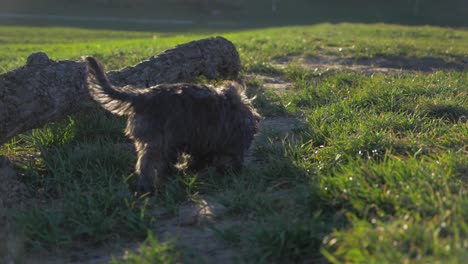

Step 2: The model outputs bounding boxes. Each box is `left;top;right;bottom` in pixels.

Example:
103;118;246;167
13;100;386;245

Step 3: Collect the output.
0;0;466;27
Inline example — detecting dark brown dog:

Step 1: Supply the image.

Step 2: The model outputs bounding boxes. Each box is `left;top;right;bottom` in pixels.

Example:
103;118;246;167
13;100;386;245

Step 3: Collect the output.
85;57;260;194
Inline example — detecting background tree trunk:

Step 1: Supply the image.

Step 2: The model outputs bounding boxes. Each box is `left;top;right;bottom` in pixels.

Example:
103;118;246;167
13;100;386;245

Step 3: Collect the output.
0;36;241;145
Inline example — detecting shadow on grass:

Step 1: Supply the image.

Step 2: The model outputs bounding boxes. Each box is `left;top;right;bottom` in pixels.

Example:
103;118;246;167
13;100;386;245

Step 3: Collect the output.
277;54;468;72
350;55;468;72
422;104;468;122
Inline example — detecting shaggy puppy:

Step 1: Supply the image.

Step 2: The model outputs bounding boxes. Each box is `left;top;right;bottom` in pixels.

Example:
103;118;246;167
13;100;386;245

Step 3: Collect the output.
85;57;260;194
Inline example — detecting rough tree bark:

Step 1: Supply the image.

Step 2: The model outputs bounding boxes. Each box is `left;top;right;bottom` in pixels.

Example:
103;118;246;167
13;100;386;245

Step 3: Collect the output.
0;36;241;145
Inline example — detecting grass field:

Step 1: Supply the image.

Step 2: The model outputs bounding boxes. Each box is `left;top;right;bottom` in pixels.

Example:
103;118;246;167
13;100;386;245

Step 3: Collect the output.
0;23;467;263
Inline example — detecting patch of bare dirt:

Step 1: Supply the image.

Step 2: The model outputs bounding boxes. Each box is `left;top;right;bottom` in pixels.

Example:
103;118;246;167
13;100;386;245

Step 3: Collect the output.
35;197;240;264
249;74;294;93
13;180;248;264
259;116;304;135
153;197;241;263
274;54;467;74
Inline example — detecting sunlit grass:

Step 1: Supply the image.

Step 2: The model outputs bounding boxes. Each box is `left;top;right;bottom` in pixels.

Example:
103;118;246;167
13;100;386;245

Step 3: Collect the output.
110;233;179;264
0;23;467;262
1;23;467;73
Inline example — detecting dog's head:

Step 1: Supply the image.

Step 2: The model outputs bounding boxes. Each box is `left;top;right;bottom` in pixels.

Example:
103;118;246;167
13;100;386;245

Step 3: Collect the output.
219;81;261;149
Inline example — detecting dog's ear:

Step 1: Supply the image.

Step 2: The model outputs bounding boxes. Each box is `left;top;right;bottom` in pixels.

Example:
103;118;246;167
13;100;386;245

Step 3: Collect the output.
220;81;239;93
232;81;257;103
226;80;247;94
235;79;247;92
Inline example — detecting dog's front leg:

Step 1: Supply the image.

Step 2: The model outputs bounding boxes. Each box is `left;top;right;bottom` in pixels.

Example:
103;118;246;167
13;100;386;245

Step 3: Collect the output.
135;143;172;195
188;154;214;171
135;144;156;195
213;153;243;175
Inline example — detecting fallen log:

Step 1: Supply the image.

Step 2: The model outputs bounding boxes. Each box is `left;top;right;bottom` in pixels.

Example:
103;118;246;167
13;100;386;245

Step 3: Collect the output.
0;36;241;145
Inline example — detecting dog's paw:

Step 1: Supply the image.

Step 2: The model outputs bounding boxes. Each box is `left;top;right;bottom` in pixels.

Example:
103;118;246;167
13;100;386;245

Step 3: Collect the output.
136;180;155;197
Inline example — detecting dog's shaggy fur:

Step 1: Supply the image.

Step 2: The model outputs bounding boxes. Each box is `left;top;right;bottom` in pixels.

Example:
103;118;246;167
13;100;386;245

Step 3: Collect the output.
85;57;260;194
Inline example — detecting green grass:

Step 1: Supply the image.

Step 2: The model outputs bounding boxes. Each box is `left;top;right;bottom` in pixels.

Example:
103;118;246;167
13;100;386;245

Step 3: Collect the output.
4;112;153;249
110;233;179;264
1;23;467;73
1;23;467;263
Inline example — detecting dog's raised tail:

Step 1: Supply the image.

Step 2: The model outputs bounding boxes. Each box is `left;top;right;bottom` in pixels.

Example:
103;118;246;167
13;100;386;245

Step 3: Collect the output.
85;56;133;116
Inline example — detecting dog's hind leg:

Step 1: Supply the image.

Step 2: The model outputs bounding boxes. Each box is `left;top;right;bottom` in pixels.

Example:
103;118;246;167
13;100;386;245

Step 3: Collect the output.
188;154;214;171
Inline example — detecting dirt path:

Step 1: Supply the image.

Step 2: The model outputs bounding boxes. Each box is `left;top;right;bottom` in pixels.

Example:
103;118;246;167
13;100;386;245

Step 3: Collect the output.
273;54;467;74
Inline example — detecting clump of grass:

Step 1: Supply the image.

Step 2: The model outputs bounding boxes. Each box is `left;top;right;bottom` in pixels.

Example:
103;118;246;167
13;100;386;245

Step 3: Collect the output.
211;68;467;263
244;76;289;117
246;216;331;263
110;233;179;264
7;111;153;249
